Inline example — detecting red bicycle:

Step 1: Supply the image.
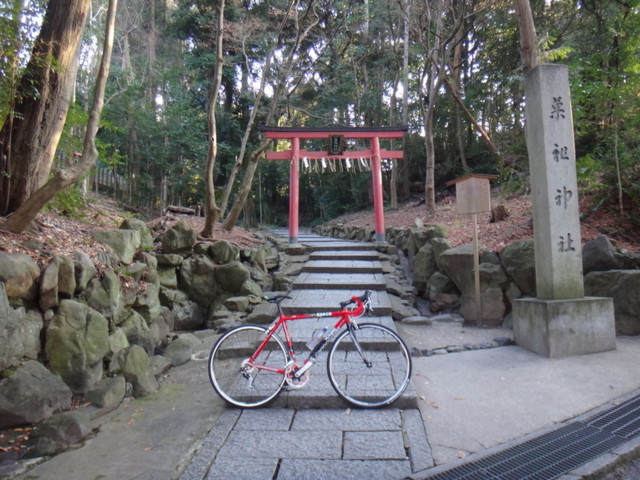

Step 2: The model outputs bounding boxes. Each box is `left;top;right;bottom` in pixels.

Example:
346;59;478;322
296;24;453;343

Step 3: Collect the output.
207;290;412;408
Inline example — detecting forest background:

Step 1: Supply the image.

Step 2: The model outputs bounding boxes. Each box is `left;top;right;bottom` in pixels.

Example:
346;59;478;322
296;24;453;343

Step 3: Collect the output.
0;0;639;237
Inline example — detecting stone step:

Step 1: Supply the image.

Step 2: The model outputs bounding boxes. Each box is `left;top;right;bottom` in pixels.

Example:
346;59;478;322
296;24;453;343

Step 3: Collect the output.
304;241;376;252
292;272;387;291
309;250;379;261
302;260;383;274
282;289;391;316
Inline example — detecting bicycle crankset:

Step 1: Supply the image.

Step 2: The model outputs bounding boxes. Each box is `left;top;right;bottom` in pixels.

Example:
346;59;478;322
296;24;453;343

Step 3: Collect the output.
284;363;309;389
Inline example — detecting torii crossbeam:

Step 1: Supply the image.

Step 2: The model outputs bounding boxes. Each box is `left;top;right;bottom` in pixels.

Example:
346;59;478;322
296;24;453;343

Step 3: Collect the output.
260;125;408;245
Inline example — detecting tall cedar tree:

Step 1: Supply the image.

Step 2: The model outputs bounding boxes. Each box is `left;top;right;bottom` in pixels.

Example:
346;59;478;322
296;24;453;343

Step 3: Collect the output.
0;0;90;216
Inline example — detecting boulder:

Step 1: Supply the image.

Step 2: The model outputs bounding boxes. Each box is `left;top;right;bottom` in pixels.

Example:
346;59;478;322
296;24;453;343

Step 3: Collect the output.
585;270;640;335
83;270;124;325
224;296;250;312
214;261;250;293
406;225;448;258
250;247;269;273
133;281;162;323
178;254;218;307
209;240;239;264
0;361;72;429
92;229;141;264
500;240;536;296
26;410;91;458
240;278;263;297
386;276;415;302
149;306;174;348
85;376;126;411
57;255;76;298
412;243;438;295
460;286;506;327
0;252;40;300
246;302;279;324
120;310;155;355
582;235;624;274
120;345;158;397
109;328;130;357
149;355;172;376
431;237;452;266
0;283;43;370
73;250;98;292
427;271;459;312
163;334;201;366
157;265;178;289
161;220;197;255
161;288;204;330
125;262;149;282
120;218;154;249
388;294;420;321
45;300;110;393
40;256;75;311
156;253;184;268
479;262;510;289
437;244;475;294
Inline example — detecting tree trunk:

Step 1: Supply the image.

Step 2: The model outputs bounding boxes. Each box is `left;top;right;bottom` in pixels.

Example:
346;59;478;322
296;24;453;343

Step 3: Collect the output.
514;0;538;72
0;0;91;216
441;75;499;154
219;45;277;217
3;0;117;233
399;1;411;200
223;0;320;232
452;26;470;172
200;0;226;238
223;142;269;232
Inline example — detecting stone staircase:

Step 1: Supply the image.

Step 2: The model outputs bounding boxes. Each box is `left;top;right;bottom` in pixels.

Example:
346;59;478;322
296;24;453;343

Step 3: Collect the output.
267;230;417;409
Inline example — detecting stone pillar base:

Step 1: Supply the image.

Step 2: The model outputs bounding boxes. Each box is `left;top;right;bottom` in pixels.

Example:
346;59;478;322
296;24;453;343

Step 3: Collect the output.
513;297;615;358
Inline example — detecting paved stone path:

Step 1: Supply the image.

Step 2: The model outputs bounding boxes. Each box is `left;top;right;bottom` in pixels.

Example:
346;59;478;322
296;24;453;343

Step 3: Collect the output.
180;231;431;480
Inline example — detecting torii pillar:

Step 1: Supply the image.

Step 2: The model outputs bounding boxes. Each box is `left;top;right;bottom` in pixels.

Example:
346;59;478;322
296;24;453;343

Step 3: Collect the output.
260;126;408;246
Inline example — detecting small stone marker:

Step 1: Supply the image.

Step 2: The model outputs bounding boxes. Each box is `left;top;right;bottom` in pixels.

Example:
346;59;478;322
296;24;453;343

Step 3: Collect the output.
513;64;615;358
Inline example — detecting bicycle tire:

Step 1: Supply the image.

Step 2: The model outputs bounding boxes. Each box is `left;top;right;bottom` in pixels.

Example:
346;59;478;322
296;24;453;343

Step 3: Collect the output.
208;324;288;408
327;323;412;408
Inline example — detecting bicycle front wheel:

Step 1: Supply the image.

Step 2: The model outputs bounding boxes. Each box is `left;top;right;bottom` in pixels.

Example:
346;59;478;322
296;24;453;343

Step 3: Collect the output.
327;323;412;408
208;324;288;408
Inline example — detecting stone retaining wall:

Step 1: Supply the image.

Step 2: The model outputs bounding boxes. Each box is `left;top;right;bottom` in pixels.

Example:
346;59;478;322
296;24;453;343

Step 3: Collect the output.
0;219;281;439
314;223;640;332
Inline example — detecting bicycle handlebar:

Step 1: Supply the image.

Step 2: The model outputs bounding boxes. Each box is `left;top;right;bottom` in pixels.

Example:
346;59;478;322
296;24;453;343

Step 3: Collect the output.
264;291;372;317
339;290;372;317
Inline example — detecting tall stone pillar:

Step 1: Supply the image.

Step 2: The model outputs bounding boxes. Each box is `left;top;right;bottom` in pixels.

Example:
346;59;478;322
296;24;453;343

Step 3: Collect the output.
512;64;615;358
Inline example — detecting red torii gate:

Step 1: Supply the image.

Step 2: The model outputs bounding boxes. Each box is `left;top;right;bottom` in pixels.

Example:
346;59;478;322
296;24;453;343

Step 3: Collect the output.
260;125;408;245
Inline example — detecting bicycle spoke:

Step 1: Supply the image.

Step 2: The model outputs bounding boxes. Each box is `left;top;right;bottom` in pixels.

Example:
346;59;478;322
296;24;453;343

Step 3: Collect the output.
327;323;412;408
209;325;287;408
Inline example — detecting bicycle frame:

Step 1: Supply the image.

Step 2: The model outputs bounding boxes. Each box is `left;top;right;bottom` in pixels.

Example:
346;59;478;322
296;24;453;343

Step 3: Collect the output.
245;297;367;381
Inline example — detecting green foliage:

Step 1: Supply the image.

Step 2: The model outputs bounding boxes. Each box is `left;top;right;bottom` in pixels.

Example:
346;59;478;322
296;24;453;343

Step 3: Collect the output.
44;187;87;220
0;0;46;120
7;0;633;230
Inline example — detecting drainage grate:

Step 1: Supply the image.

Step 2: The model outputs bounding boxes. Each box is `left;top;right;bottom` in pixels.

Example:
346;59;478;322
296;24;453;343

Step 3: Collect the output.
424;394;640;480
587;395;640;439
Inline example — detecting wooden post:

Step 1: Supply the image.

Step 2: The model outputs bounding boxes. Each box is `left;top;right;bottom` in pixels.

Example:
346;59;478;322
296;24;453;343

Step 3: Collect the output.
472;212;481;326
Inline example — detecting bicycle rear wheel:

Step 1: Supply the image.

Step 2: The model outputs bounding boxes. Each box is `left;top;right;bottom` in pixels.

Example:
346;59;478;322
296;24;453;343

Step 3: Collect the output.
208;324;288;408
327;323;412;408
